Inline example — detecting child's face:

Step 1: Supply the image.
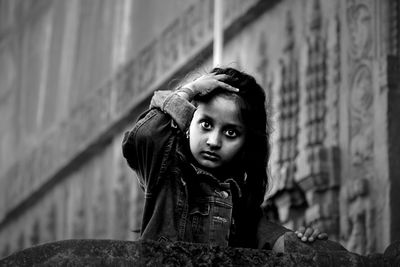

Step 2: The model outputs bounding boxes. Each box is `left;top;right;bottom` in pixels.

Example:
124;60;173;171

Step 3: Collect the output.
189;95;246;172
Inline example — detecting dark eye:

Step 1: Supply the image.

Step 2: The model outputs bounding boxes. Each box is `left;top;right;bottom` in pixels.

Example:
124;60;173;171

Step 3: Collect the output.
200;121;212;130
225;129;238;138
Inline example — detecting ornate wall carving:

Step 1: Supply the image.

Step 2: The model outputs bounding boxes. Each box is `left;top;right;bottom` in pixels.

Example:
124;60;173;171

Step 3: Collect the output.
299;0;329;192
277;12;299;179
266;11;307;229
387;0;400;245
290;0;341;239
343;0;376;254
326;15;341;149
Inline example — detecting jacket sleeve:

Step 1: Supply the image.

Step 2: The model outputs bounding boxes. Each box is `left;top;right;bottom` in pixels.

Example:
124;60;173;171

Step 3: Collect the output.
256;214;291;250
150;90;196;132
122;90;196;191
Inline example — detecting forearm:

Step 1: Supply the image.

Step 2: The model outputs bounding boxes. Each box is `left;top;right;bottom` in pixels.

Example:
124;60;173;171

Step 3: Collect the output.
150;72;239;131
122;90;196;185
175;87;195;101
150;90;196;132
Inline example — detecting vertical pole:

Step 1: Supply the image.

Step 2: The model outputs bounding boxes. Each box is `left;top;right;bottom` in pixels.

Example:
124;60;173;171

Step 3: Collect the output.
213;0;223;67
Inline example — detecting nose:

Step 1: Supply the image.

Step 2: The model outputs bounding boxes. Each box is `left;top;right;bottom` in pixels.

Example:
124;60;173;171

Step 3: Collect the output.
206;131;221;148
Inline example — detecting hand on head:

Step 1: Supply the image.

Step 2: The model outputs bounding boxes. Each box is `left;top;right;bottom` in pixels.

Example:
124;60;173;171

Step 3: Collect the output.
179;73;239;100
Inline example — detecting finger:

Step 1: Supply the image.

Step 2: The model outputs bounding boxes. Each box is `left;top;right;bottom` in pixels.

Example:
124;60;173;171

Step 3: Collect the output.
212;74;229;80
304;227;314;237
301;228;313;242
216;81;239;92
213;74;239;91
309;228;321;242
296;226;305;238
317;233;328;240
296;226;306;234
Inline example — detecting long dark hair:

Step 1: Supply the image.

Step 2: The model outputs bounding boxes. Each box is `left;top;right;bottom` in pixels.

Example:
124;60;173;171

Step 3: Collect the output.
194;67;270;205
190;67;271;247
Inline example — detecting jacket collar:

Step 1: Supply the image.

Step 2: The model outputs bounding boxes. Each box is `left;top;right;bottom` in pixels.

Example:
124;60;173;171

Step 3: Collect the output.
189;163;244;198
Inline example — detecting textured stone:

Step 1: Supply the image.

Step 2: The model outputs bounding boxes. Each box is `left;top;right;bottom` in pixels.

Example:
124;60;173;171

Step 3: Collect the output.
1;238;398;267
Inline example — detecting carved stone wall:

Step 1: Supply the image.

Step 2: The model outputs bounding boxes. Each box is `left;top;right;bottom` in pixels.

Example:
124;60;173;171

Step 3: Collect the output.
339;0;382;255
387;0;400;245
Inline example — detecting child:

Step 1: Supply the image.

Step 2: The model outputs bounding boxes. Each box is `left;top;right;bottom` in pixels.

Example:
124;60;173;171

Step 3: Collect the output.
122;67;327;250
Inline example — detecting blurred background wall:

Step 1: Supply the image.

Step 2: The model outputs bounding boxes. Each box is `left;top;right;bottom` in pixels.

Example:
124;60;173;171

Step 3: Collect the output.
0;0;399;258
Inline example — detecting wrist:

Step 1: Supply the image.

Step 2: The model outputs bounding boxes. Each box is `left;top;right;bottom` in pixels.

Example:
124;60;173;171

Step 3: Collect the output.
176;86;195;100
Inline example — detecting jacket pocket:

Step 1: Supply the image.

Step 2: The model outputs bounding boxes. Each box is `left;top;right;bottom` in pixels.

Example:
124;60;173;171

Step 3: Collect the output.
189;203;210;216
189;202;210;241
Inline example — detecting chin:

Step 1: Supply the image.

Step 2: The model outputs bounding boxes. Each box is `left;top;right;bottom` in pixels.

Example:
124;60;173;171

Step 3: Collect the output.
199;160;220;170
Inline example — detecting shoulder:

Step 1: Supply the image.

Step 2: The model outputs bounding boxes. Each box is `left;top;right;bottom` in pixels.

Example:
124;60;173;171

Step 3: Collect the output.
122;107;175;152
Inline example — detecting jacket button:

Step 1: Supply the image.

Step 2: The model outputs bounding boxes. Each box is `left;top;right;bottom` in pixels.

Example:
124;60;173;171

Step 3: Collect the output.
220;191;229;198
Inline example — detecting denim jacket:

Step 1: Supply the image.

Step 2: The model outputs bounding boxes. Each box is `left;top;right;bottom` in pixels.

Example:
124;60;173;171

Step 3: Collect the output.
122;91;289;249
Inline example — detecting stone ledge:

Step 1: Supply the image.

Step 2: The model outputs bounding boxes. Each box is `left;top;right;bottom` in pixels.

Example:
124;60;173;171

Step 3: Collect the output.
1;238;399;266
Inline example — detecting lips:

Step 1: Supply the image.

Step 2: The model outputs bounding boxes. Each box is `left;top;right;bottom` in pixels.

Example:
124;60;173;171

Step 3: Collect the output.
201;151;220;161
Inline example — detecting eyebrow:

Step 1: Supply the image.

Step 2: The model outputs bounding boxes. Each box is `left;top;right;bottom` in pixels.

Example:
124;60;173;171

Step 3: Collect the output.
200;114;245;131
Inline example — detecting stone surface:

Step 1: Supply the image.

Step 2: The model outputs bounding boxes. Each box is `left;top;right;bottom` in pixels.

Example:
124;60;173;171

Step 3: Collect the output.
1;238;398;267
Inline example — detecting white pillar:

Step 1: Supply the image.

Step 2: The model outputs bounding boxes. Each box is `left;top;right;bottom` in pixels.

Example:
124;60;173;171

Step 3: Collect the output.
213;0;223;67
